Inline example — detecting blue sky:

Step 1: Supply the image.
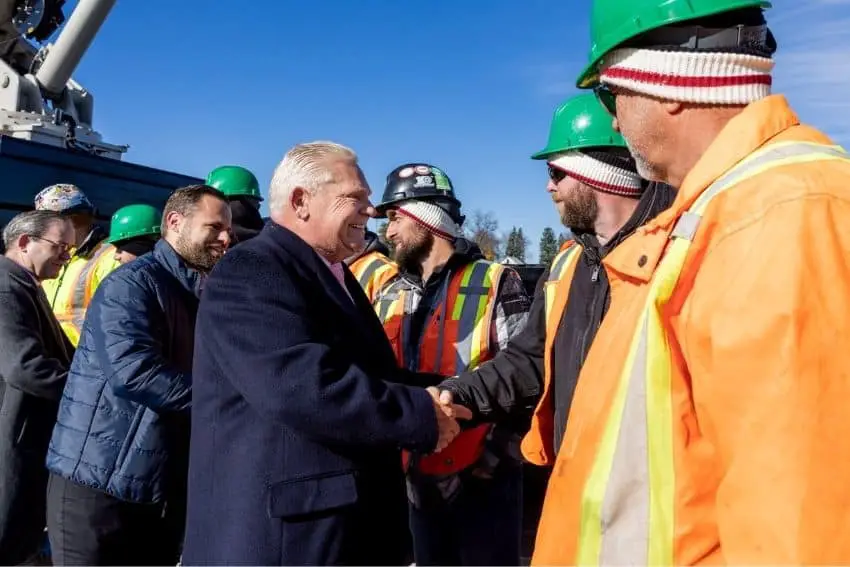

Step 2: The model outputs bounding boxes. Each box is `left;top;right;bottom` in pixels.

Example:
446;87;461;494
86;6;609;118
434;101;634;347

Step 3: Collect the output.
70;0;848;262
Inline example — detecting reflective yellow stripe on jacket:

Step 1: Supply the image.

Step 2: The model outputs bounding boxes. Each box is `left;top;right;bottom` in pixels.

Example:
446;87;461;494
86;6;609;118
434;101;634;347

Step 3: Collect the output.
43;242;120;346
578;141;850;565
375;260;504;374
544;243;582;322
350;251;398;304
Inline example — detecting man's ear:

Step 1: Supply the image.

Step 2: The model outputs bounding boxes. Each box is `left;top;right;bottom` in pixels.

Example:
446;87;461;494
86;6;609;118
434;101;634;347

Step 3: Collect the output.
291;187;311;221
164;210;184;234
16;233;31;251
663;99;684;116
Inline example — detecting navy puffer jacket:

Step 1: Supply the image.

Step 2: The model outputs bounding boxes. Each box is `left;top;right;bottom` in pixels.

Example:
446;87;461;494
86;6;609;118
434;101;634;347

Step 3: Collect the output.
46;240;200;504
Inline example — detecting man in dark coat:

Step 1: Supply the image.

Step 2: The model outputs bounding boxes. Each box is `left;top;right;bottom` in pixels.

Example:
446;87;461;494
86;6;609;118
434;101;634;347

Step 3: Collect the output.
45;185;232;566
0;210;75;564
183;141;468;566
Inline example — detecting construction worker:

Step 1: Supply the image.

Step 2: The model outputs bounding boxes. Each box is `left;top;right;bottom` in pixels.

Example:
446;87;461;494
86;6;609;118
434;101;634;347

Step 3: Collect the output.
373;163;531;566
433;93;673;554
206;165;265;244
37;184;121;347
108;204;162;265
346;229;397;303
446;1;850;564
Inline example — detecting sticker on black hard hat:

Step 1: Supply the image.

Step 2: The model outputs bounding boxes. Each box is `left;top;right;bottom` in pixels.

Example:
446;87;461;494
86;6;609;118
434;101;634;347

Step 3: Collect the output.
399;167;415;178
413;175;436;188
431;168;451;191
414;165;431;175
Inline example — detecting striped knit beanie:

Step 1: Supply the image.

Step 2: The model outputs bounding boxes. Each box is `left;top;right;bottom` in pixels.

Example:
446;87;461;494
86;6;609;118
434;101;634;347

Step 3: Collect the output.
396;200;460;241
599;47;773;105
549;150;643;198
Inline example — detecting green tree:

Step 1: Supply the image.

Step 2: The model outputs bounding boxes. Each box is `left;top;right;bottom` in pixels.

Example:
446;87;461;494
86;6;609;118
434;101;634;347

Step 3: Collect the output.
504;226;529;262
539;227;558;265
557;230;571;248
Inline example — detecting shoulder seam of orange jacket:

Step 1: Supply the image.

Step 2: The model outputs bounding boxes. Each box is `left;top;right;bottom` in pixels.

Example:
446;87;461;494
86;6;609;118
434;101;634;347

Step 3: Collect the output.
42;241;120;347
375;259;506;476
526;141;849;566
349;251;398;303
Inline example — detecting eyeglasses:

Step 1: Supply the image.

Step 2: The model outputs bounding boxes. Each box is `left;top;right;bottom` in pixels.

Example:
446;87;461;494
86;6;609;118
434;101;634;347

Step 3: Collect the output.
595;85;617;116
548;165;568;184
32;236;72;254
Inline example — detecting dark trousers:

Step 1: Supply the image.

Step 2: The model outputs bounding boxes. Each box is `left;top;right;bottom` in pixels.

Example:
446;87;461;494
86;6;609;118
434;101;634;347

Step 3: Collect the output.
408;460;523;566
46;474;182;566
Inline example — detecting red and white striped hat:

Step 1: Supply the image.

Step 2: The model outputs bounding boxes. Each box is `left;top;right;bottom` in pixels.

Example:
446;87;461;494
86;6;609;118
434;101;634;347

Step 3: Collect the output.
549;150;643;198
396;200;461;241
599;47;774;105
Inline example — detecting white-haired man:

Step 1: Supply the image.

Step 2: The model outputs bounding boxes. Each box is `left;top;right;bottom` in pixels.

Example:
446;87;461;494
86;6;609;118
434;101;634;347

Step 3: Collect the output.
183;141;470;566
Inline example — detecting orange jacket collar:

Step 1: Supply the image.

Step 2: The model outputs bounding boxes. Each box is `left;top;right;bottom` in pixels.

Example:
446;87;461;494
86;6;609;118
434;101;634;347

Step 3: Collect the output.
607;95;800;283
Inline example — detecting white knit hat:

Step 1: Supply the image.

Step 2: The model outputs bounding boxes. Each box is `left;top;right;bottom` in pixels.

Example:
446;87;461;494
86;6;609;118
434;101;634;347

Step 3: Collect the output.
396;200;460;241
600;47;774;105
549;151;643;198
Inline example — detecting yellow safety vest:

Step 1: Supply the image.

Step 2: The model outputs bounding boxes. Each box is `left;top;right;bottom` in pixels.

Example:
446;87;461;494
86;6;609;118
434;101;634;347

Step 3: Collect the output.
43;241;121;346
349;251;398;304
576;141;850;565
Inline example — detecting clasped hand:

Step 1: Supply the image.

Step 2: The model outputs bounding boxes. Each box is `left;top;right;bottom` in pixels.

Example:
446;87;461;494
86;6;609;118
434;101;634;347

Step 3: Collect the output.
426;386;473;453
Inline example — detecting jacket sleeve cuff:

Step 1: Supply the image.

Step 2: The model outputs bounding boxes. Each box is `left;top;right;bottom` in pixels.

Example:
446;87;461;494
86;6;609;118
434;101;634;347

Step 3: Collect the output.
398;386;439;453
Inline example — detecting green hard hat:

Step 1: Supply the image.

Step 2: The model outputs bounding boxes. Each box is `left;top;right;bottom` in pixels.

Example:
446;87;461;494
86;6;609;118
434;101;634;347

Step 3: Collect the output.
205;165;263;201
531;93;626;160
107;204;162;244
576;0;772;88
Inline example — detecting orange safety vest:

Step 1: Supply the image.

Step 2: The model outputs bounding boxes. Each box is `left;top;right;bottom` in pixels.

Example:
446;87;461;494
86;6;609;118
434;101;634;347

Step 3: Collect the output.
43;241;119;346
375;259;506;476
349;251;398;303
530;97;850;565
519;242;582;466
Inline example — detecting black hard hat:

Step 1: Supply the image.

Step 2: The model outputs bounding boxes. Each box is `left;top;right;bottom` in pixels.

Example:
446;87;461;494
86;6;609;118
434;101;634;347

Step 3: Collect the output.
375;163;462;222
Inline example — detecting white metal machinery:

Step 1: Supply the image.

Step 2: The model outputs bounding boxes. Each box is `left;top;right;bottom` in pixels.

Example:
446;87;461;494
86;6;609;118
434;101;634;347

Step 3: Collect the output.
0;0;126;158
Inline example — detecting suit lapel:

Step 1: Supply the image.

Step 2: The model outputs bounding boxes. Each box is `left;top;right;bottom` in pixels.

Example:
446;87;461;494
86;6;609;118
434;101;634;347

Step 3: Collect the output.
262;223;364;321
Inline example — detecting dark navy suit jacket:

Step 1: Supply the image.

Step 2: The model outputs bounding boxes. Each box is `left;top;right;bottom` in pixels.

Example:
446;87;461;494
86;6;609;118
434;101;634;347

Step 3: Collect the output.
182;222;438;566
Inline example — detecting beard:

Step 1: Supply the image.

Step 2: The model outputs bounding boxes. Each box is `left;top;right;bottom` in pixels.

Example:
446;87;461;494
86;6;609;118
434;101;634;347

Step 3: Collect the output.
559;184;599;233
394;230;434;275
175;232;223;272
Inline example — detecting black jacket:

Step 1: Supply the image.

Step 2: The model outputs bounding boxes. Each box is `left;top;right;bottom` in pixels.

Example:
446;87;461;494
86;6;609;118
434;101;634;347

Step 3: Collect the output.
0;256;73;563
441;182;675;452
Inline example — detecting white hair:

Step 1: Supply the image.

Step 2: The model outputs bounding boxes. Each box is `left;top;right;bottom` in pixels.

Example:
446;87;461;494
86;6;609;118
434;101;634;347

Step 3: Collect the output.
268;141;358;212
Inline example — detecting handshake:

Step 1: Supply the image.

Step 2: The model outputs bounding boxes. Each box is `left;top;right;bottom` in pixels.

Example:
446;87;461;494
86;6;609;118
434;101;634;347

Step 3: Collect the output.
426;386;473;453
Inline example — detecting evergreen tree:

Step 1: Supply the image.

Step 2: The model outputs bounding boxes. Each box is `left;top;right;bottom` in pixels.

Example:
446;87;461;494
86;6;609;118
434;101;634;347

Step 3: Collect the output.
539;227;558;265
504;227;524;259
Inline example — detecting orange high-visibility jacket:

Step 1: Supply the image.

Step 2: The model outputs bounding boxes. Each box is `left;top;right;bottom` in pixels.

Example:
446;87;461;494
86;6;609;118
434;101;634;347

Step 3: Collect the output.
349;251;398;304
529;95;850;565
375;260;507;475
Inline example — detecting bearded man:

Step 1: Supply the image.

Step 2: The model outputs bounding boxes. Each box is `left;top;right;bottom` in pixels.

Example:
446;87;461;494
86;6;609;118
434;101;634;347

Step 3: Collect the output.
371;163;531;566
44;184;232;566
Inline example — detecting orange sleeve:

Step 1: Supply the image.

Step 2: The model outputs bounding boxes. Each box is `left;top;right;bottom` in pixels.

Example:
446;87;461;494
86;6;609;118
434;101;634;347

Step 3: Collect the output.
682;194;850;564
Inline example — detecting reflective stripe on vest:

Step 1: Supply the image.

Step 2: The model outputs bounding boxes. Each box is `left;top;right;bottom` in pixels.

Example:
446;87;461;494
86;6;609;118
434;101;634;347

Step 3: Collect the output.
577;141;849;565
376;260;505;476
544;243;582;322
520;242;583;466
375;260;505;374
52;244;115;344
351;252;397;303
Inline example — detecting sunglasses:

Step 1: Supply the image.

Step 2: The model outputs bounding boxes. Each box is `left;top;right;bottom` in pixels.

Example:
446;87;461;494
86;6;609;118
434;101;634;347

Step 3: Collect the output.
595;85;617;116
548;165;568;184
